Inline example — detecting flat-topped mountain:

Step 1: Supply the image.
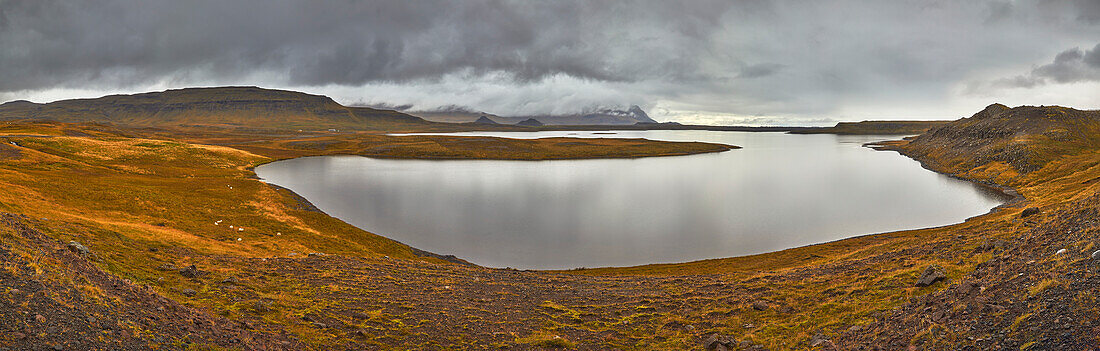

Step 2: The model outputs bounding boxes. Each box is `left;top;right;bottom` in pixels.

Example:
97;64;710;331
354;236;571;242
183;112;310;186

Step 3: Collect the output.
0;86;431;131
790;120;950;135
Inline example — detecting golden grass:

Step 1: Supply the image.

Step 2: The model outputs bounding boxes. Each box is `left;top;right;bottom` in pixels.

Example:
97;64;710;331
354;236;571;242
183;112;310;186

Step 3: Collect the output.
2;110;1098;349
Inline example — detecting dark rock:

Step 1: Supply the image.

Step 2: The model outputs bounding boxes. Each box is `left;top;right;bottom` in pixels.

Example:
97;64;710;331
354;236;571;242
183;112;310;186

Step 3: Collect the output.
67;241;89;256
916;265;946;287
35;314;46;323
977;239;1005;252
703;334;720;350
702;334;737;351
1020;207;1040;218
180;288;197;297
752;300;769;311
1016;207;1034;218
178;265;201;278
307;252;325;257
219;277;239;285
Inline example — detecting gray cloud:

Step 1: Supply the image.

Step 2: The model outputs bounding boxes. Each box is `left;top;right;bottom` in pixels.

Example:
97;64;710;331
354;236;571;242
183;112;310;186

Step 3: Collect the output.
737;63;787;79
1;0;1099;123
970;42;1100;93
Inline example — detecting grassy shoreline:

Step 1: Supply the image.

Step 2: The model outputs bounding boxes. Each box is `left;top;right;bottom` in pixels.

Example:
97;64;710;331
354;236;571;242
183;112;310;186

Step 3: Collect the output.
3;103;1099;349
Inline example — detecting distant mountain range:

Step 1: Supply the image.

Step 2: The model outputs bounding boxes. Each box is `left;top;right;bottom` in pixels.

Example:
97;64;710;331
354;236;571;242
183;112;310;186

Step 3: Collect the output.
0;86;431;131
408;105;658;125
0;87;665;130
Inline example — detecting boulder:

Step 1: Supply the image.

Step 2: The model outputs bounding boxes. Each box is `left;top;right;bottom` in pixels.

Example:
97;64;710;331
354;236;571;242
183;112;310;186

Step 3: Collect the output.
916;265;946;287
1020;207;1040;218
178;265;202;278
976;239;1005;252
67;241;90;256
702;334;737;351
810;333;830;347
752;300;769;311
180;289;197;297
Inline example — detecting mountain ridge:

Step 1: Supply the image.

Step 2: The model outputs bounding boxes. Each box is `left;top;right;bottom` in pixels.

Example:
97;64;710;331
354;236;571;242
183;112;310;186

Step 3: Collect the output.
409;105;658;125
0;86;433;131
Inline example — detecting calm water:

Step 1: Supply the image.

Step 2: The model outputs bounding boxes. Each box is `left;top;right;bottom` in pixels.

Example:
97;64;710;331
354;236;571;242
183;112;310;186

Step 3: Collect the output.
255;130;1007;269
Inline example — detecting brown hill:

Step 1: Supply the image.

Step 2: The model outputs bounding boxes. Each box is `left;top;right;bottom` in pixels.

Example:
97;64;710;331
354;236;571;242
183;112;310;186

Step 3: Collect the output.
901;104;1100;174
0;86;433;131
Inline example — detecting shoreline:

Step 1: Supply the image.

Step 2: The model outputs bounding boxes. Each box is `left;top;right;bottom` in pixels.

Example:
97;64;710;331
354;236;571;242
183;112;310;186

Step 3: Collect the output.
251;132;1019;272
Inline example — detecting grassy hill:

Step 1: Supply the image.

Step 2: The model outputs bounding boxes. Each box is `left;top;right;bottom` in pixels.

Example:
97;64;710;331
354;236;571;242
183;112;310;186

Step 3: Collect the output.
0;86;433;131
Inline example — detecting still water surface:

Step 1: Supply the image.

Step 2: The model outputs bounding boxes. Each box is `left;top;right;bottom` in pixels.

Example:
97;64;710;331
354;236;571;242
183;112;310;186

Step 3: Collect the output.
255;131;1007;269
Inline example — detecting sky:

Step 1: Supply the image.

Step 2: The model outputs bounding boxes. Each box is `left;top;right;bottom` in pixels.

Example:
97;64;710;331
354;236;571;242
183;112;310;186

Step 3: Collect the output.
1;0;1099;126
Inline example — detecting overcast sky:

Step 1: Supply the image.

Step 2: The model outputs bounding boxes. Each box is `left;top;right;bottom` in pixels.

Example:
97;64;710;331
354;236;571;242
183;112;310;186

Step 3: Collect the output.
1;0;1098;125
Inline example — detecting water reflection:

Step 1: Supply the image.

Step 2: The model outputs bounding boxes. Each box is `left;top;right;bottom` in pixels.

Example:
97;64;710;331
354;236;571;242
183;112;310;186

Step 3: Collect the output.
256;131;1007;269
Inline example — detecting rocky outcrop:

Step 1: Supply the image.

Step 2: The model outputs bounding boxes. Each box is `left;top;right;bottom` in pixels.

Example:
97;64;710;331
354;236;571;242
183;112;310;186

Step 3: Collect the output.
915;265;945;287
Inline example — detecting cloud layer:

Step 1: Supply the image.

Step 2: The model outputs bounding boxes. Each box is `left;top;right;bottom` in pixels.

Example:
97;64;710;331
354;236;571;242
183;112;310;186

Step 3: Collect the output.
1;0;1099;124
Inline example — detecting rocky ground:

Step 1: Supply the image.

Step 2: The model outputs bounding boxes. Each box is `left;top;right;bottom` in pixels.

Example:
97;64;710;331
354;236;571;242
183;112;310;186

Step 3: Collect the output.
0;213;297;350
835;195;1100;350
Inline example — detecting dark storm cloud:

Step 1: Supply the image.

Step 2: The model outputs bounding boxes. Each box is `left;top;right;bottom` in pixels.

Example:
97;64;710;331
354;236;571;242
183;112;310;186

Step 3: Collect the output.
0;0;734;91
1;0;1099;122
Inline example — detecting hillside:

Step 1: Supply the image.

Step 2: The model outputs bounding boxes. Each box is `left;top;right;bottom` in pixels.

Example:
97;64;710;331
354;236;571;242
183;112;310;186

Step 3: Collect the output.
900;104;1100;174
0;87;433;131
578;104;1100;349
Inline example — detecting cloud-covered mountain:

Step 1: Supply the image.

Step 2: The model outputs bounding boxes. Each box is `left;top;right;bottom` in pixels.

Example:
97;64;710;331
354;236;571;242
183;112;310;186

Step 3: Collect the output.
410;105;658;125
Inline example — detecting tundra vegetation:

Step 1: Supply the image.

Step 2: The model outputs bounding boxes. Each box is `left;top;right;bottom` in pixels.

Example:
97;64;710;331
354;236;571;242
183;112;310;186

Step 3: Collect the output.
1;90;1098;349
